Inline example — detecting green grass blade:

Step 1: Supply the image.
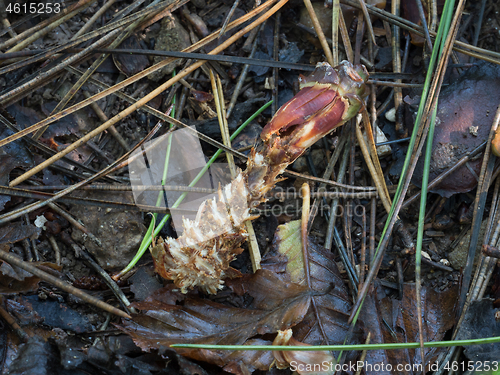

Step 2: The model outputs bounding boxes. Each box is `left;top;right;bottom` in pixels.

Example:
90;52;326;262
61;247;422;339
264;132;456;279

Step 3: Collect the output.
171;335;500;351
341;0;456;361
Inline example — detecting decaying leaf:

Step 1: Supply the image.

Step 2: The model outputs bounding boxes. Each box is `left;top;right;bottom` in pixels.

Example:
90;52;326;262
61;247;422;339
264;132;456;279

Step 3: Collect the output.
7;337;58;375
0;256;62;294
113;35;150;76
455;299;500;361
119;269;312;374
261;220;362;350
121;219;361;374
0;223;40;244
6;295;92;333
0;223;43;293
412;62;500;197
0;119;34;210
360;282;458;374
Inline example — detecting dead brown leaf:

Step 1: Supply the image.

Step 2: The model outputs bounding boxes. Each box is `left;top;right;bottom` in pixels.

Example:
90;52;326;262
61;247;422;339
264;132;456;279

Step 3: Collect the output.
119;269;312;374
0;256;62;294
0;223;40;245
120;220;363;373
261;220;362;349
0;117;34;210
360;282;458;374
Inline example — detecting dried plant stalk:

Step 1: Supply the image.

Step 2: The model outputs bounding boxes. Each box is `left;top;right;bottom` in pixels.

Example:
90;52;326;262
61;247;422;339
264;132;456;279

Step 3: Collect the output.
151;61;368;294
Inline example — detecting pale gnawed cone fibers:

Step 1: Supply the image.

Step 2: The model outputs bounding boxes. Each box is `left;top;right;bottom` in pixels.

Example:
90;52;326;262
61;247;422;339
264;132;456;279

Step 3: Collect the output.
150;61;368;294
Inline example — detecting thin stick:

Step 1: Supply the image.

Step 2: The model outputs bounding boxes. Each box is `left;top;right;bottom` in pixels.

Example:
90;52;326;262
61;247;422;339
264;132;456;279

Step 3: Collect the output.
355;115;392;213
0;296;28;342
73;0;118;39
331;0;340;65
302;0;334;66
1;0;96;51
219;0;240;37
357;0;376;45
0;250;131;319
48;235;61;266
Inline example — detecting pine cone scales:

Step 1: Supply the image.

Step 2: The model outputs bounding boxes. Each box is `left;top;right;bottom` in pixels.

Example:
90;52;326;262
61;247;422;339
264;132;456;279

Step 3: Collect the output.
151;172;249;294
150;61;368;294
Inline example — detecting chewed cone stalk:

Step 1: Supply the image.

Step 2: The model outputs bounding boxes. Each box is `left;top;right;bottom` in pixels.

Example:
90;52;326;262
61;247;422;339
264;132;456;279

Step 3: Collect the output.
150;61;368;294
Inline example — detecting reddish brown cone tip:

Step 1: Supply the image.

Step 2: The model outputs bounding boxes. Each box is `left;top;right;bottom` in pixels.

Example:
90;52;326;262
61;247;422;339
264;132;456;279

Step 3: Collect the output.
260;61;368;161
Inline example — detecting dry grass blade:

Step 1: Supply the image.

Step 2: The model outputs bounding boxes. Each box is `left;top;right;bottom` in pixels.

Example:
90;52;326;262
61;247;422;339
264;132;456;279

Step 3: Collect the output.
0;0;95;51
391;0;404;137
1;28;122;106
0;0;279;148
331;0;340;65
357;0;376;46
210;70;262;272
355;114;391;213
7;0;288;187
7;0;96;54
